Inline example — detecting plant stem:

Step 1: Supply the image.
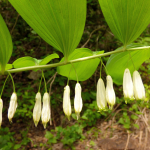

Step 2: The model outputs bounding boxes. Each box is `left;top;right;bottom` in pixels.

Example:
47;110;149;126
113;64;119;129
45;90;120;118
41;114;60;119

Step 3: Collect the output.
0;75;9;98
101;59;108;75
100;59;102;78
67;66;73;85
38;76;43;92
128;51;136;70
71;63;78;83
7;72;16;92
42;71;47;93
4;47;149;74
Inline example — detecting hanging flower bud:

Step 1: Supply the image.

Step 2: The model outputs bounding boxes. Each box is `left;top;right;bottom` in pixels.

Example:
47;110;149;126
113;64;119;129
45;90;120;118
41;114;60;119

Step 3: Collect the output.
63;85;71;121
0;99;3;128
123;68;134;102
8;92;17;122
96;78;107;111
41;92;50;129
74;83;83;120
133;70;145;100
106;75;116;109
33;92;41;127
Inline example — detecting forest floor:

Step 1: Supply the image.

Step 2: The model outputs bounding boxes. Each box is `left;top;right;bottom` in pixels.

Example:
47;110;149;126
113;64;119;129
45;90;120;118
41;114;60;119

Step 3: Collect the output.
2;93;150;150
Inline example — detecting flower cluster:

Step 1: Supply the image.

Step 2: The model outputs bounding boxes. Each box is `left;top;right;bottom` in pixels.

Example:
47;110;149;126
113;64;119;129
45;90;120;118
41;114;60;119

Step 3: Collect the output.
0;68;145;128
33;92;50;129
63;83;83;120
123;69;145;103
0;92;18;128
8;92;18;122
97;75;116;111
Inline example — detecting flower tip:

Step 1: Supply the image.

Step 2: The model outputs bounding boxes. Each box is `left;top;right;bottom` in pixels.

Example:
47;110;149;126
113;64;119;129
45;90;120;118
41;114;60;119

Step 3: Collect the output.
9;119;12;123
76;113;80;120
43;122;47;129
34;121;38;127
109;105;113;110
67;116;70;121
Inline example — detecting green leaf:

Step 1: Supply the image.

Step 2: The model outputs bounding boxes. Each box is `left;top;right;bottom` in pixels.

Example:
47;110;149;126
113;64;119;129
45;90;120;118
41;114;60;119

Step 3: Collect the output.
45;131;53;139
57;48;104;81
13;54;59;69
98;0;150;45
13;144;21;149
9;0;86;59
133;123;139;129
118;118;124;124
131;115;138;120
123;124;131;129
106;44;150;85
0;14;12;74
39;53;59;65
0;64;13;71
13;57;36;68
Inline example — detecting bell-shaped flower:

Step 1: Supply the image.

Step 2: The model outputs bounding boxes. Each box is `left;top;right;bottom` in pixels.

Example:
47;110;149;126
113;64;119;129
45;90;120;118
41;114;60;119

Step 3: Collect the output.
96;78;107;111
33;92;42;127
0;99;3;128
74;83;83;120
133;70;145;100
8;92;17;122
63;85;71;121
123;68;134;102
106;75;116;109
41;92;50;129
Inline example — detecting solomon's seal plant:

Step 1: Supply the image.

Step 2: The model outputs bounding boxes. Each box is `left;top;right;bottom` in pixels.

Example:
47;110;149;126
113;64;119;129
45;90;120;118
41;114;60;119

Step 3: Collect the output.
133;70;146;100
106;75;116;110
0;0;149;128
8;92;18;122
123;68;134;103
41;92;50;129
96;78;107;111
0;99;3;128
63;85;71;121
74;83;83;120
33;92;42;127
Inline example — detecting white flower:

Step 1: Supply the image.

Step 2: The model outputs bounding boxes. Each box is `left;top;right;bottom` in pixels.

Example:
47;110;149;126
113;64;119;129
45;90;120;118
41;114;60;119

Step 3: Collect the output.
123;68;134;102
33;92;42;127
133;70;145;100
0;99;3;128
106;75;116;109
41;92;50;129
96;78;107;111
74;83;83;120
8;92;17;122
63;85;71;120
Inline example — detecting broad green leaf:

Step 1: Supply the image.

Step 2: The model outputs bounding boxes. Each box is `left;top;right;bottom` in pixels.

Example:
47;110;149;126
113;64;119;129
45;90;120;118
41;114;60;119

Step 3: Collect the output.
9;0;86;59
57;48;104;81
0;64;13;71
0;14;12;74
98;0;150;45
106;44;150;85
5;64;13;70
13;54;59;69
13;57;36;68
39;53;59;65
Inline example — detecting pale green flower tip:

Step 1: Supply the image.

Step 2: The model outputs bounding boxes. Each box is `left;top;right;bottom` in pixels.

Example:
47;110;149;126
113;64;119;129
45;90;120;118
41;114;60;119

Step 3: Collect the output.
67;115;70;121
9;119;12;123
76;113;80;120
34;121;38;127
98;107;107;112
43;122;47;129
109;105;113;110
